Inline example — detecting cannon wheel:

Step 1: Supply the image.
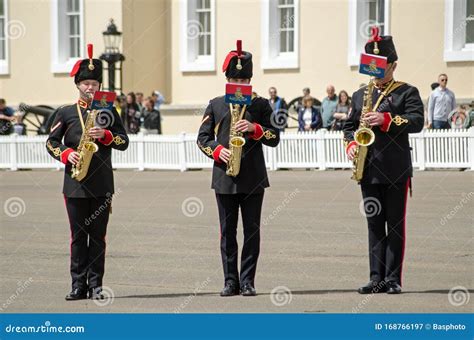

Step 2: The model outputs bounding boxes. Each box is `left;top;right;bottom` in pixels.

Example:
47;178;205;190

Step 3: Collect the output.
22;105;55;135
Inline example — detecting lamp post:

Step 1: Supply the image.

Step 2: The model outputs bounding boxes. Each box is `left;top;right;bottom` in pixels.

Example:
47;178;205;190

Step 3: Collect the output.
100;19;125;94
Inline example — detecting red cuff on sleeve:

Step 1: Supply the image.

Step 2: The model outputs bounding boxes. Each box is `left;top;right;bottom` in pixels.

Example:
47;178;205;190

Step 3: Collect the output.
61;148;74;165
380;112;392;132
98;129;113;145
345;141;357;155
249;123;264;140
212;145;224;163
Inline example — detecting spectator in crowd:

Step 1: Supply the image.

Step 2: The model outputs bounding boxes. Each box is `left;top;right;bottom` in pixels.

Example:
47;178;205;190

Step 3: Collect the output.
0;98;15;135
268;86;289;131
293;87;311;112
321;84;338;129
298;95;322;132
136;92;144;112
331;90;351;131
428;73;456;129
152;90;165;111
114;96;124;118
448;104;471;129
141;97;162;134
424;82;440;127
124;92;141;134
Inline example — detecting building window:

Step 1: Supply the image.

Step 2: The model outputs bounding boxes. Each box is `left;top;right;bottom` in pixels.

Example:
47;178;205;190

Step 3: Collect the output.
444;0;474;61
0;0;8;74
278;0;295;53
51;0;84;73
261;0;299;70
347;0;390;66
179;0;215;72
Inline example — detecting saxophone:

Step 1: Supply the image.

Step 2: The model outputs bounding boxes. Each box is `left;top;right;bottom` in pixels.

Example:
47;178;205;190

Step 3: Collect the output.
226;104;247;177
71;108;99;181
351;78;376;182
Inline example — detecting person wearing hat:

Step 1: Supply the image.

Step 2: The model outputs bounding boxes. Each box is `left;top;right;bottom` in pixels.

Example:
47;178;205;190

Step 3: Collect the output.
197;40;280;296
343;27;424;294
46;44;129;301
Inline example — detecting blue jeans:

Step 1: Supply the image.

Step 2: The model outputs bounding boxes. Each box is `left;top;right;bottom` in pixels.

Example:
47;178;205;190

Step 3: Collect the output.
432;120;450;129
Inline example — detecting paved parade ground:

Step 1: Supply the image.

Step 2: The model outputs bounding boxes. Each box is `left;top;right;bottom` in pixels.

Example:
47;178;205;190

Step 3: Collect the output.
0;170;472;313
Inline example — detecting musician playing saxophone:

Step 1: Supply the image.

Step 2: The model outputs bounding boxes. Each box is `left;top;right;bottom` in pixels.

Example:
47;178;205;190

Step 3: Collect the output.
343;28;424;295
197;40;280;297
46;44;128;301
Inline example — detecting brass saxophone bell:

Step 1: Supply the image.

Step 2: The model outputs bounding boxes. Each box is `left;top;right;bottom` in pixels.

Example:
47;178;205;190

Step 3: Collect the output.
354;127;375;147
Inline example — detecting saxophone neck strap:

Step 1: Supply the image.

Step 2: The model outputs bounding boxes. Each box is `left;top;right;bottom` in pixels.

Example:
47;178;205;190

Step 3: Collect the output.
228;104;248;120
373;80;405;112
76;103;86;132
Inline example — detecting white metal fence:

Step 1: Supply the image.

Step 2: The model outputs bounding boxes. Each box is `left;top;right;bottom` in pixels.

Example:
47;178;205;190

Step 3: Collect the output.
0;128;473;171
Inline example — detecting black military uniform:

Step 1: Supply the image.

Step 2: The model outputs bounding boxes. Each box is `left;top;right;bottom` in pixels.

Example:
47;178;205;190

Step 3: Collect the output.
197;41;280;296
46;44;129;300
343;29;424;294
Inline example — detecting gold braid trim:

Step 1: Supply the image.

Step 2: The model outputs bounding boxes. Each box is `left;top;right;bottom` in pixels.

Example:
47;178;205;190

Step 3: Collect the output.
47;141;61;158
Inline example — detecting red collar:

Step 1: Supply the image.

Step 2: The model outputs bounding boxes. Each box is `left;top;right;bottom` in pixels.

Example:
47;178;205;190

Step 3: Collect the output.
77;98;89;109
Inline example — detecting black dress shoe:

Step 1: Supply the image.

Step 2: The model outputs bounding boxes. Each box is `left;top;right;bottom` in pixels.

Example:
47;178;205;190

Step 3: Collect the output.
65;288;87;301
386;281;402;294
220;282;240;297
241;283;257;296
357;281;387;294
89;287;105;300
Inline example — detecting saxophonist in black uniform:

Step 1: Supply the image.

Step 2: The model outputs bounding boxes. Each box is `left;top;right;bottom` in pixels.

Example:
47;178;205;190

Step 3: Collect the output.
46;44;129;300
197;40;280;296
343;28;424;294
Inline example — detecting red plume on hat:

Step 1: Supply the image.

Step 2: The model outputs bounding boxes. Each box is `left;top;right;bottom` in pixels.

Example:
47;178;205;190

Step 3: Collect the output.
222;40;243;73
70;43;95;77
367;26;382;54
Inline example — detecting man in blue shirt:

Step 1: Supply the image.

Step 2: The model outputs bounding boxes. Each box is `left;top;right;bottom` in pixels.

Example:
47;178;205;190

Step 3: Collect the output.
321;85;338;129
428;74;456;129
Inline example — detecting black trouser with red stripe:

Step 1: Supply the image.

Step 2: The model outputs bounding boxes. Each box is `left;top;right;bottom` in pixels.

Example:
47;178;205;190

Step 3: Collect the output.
216;193;264;288
64;196;110;290
360;179;409;285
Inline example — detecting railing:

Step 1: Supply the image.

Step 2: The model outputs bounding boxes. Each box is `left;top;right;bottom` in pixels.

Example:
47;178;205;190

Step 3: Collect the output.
0;128;473;171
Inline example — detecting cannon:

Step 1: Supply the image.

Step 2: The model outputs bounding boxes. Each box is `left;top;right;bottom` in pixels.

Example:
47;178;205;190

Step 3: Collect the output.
18;103;56;135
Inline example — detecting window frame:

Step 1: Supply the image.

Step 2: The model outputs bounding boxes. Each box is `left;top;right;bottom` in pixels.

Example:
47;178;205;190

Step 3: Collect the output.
50;0;85;74
444;0;474;62
347;0;390;67
0;0;9;75
179;0;216;72
261;0;300;70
